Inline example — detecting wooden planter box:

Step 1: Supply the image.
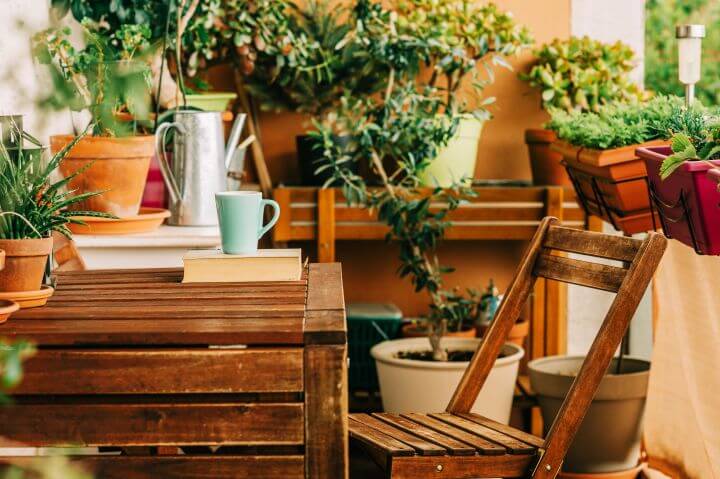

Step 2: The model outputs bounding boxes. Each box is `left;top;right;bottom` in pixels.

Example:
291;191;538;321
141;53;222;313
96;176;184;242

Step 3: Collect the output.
554;139;666;235
639;146;720;255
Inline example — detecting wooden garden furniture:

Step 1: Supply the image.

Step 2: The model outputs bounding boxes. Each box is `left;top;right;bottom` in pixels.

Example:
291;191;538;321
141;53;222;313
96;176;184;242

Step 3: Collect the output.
348;217;667;479
0;263;348;479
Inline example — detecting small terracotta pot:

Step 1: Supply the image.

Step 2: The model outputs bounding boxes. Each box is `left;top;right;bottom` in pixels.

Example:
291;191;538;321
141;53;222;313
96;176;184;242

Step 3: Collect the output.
51;135;154;218
526;129;571;186
0;300;19;324
0;238;53;293
478;318;530;347
401;323;477;338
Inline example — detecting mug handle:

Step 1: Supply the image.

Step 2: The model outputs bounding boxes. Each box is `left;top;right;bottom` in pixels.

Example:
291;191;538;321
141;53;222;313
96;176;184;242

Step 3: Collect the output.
257;199;280;240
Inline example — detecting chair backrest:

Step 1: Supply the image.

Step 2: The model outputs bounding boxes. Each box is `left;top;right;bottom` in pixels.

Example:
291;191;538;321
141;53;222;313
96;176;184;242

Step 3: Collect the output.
446;216;667;478
52;231;86;272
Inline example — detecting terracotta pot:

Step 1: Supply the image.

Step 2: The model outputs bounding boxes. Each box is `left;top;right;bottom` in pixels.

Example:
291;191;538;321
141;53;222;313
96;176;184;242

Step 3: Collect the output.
0;249;5;271
51;135;154;217
0;238;53;292
639;146;720;255
0;299;19;324
526;129;571;186
478;318;529;347
554;139;666;235
401;323;477;338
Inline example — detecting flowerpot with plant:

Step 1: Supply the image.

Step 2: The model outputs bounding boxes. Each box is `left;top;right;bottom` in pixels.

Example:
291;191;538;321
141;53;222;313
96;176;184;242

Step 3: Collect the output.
638;120;720;255
34;23;155;218
315;0;528;418
548;95;698;235
529;355;650;475
0;130;107;300
520;37;645;187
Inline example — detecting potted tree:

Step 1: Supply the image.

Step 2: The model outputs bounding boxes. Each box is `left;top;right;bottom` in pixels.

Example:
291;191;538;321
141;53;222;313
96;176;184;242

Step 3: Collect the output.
315;0;528;422
0;130;107;305
547;95;696;235
520;36;645;186
638;118;720;255
34;22;155;218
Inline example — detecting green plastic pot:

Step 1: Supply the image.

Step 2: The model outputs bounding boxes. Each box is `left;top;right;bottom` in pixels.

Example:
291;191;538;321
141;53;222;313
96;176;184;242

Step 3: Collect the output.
183;92;237;112
419;116;484;187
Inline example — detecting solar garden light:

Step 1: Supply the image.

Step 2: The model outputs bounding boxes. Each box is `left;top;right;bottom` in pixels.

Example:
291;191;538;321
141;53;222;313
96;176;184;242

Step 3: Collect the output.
676;24;706;107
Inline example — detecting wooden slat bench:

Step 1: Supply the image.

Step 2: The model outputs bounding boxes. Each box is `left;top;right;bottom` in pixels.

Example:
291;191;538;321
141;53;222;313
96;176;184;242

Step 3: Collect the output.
0;263;348;479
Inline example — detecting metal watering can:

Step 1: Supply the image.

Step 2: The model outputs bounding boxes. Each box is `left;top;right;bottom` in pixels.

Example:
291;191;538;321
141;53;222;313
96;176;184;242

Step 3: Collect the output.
154;110;246;226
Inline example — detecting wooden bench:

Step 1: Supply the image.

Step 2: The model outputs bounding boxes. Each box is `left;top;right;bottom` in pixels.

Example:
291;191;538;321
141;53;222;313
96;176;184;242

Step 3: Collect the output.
349;218;667;478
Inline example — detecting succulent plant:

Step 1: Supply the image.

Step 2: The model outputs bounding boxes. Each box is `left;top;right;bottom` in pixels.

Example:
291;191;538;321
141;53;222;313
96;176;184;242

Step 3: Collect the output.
521;36;646;113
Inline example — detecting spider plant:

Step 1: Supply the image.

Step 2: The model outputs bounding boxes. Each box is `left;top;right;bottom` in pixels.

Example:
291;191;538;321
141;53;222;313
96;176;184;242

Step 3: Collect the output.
0;130;111;240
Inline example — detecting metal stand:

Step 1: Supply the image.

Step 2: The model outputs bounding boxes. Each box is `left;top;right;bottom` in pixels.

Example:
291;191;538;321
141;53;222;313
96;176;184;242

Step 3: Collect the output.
647;180;705;255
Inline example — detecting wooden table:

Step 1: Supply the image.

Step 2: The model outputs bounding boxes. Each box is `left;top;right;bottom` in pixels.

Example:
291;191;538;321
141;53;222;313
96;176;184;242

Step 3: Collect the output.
0;264;348;479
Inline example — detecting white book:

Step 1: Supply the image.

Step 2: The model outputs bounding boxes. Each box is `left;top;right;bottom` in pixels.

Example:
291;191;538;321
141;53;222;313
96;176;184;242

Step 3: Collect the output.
182;248;302;283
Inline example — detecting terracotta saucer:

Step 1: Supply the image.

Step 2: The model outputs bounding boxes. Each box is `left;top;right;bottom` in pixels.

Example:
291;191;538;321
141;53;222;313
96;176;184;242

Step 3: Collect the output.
0;300;19;324
0;285;55;309
68;207;171;235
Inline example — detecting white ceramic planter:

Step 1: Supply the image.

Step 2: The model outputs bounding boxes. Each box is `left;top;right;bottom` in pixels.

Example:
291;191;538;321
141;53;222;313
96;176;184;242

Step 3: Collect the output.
419;117;484;187
371;337;523;424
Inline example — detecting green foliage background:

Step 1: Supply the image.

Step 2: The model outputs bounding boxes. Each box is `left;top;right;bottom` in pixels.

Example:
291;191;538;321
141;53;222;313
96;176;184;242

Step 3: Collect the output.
645;0;720;105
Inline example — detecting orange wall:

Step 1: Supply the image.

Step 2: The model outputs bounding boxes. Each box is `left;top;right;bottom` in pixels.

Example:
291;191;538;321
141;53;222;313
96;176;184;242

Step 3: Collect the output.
215;0;571;315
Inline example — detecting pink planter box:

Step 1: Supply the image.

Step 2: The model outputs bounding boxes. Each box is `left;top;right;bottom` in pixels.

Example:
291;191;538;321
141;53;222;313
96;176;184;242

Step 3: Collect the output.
638;146;720;255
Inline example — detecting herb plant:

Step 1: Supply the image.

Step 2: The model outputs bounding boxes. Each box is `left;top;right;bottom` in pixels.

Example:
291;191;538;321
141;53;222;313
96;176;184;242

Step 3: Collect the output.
33;22;152;137
546;95;701;150
315;0;530;360
521;36;645;112
0;132;109;240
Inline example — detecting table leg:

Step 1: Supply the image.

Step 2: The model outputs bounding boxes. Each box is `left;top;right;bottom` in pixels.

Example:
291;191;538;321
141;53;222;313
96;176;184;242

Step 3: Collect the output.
304;344;348;479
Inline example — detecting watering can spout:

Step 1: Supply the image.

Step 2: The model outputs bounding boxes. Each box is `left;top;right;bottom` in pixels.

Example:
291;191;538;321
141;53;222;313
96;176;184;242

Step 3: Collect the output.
225;113;247;170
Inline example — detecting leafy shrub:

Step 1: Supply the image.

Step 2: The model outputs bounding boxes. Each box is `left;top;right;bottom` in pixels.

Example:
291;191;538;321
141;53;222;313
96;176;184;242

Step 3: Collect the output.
521;36;645;112
546;95;706;149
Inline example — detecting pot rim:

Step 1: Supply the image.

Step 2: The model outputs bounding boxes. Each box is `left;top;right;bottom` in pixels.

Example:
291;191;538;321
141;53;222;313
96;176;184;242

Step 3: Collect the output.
0;237;53;257
528;355;650;379
371;337;524;370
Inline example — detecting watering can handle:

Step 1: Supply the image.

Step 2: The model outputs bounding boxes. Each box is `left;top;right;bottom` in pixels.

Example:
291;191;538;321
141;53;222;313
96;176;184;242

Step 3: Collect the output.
224;113;247;170
154;122;185;204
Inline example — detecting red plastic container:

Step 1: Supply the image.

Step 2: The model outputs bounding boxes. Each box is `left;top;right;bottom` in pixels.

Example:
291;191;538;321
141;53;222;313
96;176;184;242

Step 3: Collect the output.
141;154;167;209
638;146;720;255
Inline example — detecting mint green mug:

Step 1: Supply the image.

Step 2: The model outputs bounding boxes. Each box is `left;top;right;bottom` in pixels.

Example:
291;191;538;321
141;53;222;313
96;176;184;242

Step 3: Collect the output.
215;192;280;254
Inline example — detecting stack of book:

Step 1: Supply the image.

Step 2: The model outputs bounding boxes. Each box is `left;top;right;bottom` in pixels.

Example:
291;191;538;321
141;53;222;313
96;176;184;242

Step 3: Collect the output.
182;249;303;283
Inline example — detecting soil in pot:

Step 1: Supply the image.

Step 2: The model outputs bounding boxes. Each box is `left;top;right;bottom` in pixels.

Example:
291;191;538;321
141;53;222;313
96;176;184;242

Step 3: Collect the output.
529;355;649;474
51;135;154;218
526;128;570;186
0;238;53;292
296;134;356;186
555;140;664;235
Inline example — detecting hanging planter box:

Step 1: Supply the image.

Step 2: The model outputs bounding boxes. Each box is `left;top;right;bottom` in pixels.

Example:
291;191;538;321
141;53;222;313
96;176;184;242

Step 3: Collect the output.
637;146;720;255
554;139;665;235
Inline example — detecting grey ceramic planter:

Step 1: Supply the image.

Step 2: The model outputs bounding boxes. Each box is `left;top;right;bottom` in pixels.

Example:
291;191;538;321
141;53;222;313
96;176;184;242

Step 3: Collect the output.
529;355;649;474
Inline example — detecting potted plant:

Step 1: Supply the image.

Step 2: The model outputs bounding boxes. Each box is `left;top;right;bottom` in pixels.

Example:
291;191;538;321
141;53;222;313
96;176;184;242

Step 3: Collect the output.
315;0;528;421
520;36;646;186
547;95;696;235
638;118;720;255
33;22;155;218
529;355;649;477
0;131;107;301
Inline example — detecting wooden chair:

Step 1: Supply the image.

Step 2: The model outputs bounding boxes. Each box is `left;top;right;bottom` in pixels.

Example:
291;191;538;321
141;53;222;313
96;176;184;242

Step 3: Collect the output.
52;231;86;272
349;216;667;479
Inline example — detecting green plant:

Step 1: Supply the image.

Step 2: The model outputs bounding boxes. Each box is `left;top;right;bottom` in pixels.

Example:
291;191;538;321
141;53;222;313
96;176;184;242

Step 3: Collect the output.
33;22;152;137
0;132;109;240
0;339;34;404
521;36;646;112
315;0;530;360
546;95;701;149
645;0;720;106
660;118;720;179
